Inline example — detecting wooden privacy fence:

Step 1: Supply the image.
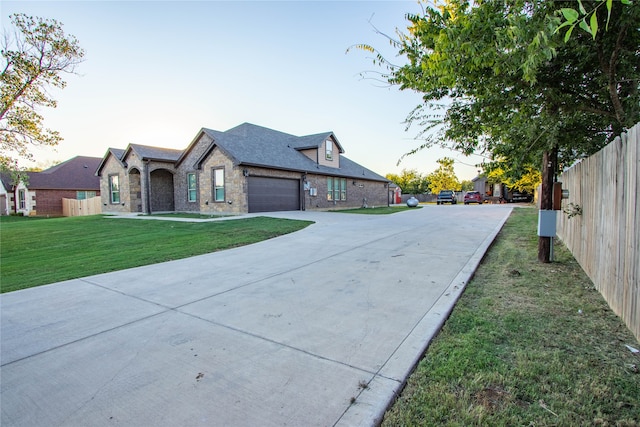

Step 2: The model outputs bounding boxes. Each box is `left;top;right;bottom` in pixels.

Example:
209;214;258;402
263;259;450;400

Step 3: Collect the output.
557;122;639;341
62;196;102;217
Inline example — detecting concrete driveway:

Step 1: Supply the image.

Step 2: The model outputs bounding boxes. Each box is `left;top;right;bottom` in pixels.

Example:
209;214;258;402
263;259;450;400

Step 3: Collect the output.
1;205;512;426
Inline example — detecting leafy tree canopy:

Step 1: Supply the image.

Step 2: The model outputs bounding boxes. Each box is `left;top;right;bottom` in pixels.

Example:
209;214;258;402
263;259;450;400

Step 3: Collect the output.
460;179;473;191
485;163;541;194
385;168;430;195
427;157;460;194
355;0;639;179
1;14;84;176
557;0;634;41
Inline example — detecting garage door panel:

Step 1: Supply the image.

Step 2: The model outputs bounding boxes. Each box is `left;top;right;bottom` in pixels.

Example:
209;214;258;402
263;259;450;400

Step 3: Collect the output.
248;177;300;213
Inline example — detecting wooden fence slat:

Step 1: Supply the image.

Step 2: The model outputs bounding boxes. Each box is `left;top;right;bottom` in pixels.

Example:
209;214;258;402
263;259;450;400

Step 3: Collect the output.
557;122;640;342
62;196;102;217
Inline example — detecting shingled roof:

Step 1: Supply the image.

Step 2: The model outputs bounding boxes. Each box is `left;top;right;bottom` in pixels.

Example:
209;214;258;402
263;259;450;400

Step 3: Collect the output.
125;144;183;162
196;123;386;182
97;123;388;183
27;156;102;190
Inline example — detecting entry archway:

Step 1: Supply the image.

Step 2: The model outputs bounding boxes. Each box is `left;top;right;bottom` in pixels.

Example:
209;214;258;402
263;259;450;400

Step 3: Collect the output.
128;168;142;212
150;169;174;212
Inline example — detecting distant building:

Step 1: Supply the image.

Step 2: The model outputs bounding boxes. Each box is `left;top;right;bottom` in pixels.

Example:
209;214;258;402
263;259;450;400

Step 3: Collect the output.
0;156;102;216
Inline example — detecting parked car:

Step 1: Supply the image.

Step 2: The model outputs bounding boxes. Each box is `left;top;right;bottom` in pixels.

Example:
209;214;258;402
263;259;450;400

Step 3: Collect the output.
507;191;533;203
464;191;483;204
436;190;457;205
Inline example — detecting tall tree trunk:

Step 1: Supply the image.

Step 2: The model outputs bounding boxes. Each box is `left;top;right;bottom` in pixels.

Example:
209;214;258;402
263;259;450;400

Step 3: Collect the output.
538;148;557;263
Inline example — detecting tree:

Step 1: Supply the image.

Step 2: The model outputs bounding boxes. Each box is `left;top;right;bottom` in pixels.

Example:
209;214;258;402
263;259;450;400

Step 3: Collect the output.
385;168;429;195
460;179;473;192
511;167;542;195
427;157;460;194
354;0;639;261
557;0;634;41
1;14;84;174
483;163;541;195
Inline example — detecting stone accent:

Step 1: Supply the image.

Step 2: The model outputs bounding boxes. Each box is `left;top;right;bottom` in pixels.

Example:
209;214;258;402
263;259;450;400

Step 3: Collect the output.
174;132;213;212
198;148;246;214
128;169;142;212
99;155;130;213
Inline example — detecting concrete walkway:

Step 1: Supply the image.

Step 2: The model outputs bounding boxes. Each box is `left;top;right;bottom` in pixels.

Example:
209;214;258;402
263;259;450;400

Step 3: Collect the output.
1;205;512;426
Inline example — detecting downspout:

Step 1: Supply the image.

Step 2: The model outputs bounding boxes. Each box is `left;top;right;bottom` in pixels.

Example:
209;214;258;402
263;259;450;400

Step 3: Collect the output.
301;173;306;211
144;160;152;215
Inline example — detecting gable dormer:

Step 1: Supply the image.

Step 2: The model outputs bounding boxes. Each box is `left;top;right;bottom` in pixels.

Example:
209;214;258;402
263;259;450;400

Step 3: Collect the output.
319;136;340;168
298;136;339;168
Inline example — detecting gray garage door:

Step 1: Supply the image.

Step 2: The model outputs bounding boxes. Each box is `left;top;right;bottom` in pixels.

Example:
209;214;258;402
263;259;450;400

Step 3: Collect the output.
248;177;300;213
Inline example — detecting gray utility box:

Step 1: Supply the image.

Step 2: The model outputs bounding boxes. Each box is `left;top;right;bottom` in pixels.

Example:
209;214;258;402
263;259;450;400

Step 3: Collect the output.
537;210;557;237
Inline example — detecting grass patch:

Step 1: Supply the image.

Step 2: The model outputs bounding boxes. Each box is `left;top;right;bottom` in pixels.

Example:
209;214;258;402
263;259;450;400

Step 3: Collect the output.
382;208;640;426
330;206;420;214
0;215;312;293
146;212;234;219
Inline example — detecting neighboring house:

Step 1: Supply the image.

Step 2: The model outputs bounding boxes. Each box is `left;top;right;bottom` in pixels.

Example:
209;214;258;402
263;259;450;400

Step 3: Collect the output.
0;173;26;216
96;123;390;214
0;156;102;216
472;175;535;203
473;175;504;201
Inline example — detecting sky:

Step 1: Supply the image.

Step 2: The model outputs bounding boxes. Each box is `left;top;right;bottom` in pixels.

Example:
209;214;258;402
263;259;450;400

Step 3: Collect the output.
2;0;487;181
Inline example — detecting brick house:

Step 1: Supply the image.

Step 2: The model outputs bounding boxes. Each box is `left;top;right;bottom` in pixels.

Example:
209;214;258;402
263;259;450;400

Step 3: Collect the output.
96;123;390;214
0;156;102;216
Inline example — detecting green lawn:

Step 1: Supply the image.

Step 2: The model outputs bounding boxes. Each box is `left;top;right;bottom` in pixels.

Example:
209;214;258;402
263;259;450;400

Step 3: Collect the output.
0;215;312;293
147;212;233;219
382;208;639;425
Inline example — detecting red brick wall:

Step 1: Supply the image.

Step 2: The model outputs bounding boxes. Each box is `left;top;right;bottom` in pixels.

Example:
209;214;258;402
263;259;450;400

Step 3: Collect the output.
34;190;100;216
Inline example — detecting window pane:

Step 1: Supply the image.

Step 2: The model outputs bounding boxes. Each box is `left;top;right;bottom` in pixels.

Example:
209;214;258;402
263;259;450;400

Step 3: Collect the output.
327;177;333;201
77;191;86;200
325;140;333;160
110;175;120;204
214;169;224;202
215;187;224;201
187;173;197;202
340;178;346;201
214;169;224;185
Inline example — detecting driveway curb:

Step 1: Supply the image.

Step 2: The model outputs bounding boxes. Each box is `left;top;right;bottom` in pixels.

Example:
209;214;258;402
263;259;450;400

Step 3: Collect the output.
336;208;512;426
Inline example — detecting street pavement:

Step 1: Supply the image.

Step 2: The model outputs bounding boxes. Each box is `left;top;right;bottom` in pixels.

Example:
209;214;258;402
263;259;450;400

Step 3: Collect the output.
1;205;512;426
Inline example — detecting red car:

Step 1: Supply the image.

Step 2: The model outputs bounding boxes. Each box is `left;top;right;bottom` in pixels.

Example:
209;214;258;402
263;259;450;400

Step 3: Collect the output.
464;191;483;204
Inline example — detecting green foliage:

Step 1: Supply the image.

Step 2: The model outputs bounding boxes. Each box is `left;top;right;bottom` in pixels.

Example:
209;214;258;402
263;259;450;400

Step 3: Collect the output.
354;0;640;182
385;168;429;195
427;157;460;194
1;14;84;173
483;163;541;194
460;179;473;191
0;215;312;292
510;167;542;194
557;0;634;41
